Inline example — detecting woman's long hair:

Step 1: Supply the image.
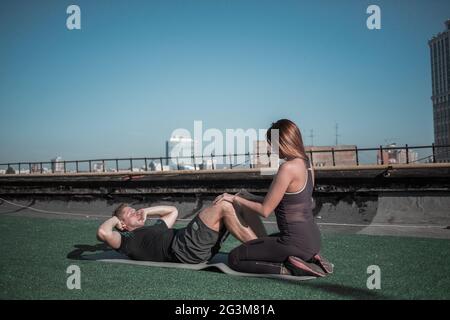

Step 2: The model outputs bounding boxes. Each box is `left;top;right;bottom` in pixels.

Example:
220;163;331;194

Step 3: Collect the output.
266;119;309;161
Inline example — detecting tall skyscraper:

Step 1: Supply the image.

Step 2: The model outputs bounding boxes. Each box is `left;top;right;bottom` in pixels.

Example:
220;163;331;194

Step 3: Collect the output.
429;20;450;162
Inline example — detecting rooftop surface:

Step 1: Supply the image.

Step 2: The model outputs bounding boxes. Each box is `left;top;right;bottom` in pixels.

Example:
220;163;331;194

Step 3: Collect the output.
1;213;449;299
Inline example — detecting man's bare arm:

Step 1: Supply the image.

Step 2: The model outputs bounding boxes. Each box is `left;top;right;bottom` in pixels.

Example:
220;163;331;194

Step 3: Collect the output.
139;205;178;228
97;216;122;249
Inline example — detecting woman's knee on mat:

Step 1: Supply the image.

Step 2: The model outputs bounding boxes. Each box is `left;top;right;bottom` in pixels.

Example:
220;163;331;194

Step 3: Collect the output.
228;244;247;270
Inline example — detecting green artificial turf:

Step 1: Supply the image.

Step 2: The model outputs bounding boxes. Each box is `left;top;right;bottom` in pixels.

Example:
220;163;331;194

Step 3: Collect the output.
0;215;449;299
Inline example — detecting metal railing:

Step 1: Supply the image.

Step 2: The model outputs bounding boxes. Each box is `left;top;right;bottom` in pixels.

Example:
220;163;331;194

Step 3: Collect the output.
0;143;449;174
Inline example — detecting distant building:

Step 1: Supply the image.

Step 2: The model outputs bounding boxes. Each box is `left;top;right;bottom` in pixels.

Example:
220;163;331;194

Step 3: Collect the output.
93;162;104;172
31;164;41;173
148;160;171;171
252;141;356;167
6;167;15;174
397;149;419;164
305;145;357;167
166;136;200;169
51;156;64;173
199;158;217;170
377;143;419;165
252;140;279;168
429;20;450;162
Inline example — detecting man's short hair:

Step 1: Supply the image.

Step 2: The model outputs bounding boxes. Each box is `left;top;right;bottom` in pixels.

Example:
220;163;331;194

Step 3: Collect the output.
113;203;128;220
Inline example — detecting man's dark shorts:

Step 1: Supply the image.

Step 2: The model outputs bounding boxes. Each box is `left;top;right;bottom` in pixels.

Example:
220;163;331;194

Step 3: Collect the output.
171;215;229;264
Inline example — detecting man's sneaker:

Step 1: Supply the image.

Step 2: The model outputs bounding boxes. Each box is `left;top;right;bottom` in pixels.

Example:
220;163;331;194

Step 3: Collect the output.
285;256;326;277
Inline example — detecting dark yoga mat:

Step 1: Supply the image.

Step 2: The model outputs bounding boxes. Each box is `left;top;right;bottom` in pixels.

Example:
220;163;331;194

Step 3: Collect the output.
80;250;316;281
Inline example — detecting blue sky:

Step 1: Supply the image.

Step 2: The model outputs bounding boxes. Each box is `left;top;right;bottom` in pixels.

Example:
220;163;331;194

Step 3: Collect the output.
0;0;449;163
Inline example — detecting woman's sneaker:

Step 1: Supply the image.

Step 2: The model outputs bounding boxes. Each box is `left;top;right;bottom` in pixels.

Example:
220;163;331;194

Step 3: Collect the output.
285;256;327;277
311;254;334;274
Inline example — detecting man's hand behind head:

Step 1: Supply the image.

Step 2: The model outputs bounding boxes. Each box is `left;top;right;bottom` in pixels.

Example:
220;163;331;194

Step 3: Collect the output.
136;209;146;222
114;216;125;231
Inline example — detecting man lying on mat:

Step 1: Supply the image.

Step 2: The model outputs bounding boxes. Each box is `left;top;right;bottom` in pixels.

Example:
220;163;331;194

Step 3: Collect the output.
96;194;266;264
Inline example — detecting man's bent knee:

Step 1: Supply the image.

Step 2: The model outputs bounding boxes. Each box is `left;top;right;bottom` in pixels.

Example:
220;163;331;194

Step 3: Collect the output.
217;200;234;213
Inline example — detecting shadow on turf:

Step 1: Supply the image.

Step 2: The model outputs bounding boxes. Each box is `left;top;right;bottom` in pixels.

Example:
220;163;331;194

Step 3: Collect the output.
286;281;393;299
67;243;112;260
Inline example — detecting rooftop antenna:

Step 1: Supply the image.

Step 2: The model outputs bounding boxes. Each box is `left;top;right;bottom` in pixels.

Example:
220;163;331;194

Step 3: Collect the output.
335;123;340;146
307;129;314;146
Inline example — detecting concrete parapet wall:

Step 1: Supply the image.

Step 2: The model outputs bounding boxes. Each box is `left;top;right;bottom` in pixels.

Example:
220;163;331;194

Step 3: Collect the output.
1;164;449;227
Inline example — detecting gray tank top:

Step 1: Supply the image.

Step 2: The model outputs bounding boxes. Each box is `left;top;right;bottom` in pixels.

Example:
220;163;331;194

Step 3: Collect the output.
274;158;320;253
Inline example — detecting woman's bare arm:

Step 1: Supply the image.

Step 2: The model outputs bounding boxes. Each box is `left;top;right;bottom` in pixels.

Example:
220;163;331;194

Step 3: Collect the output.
215;162;296;218
236;189;265;203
